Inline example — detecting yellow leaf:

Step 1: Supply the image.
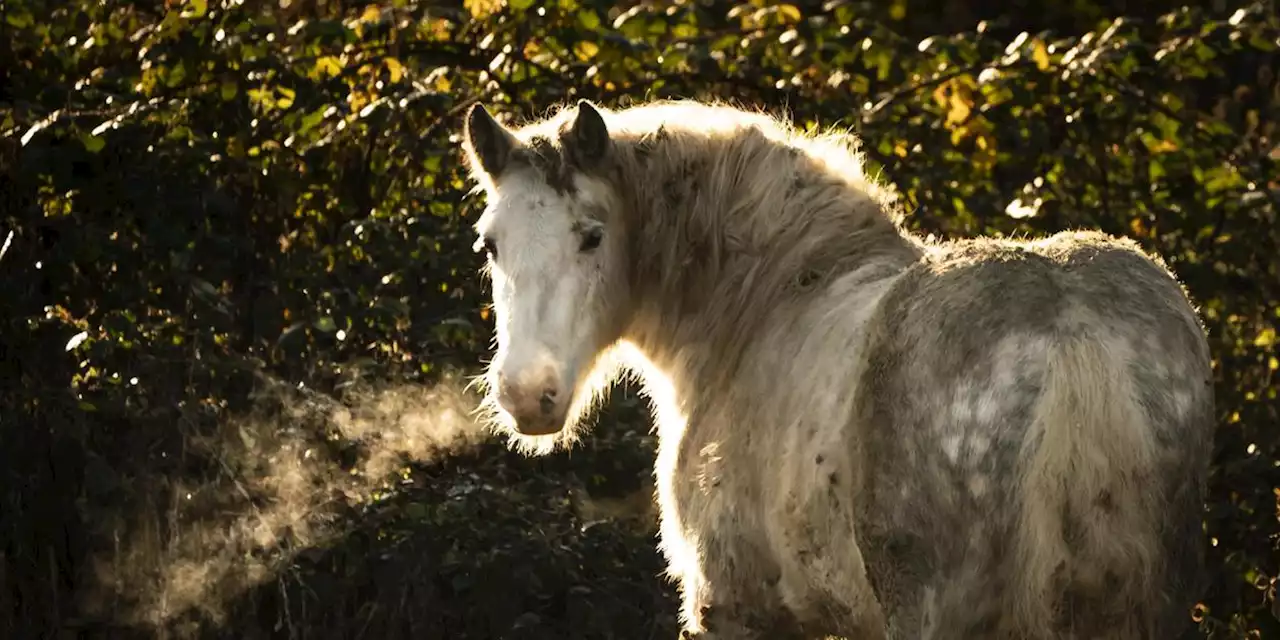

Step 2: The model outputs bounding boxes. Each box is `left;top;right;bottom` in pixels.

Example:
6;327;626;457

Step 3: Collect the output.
1031;38;1051;71
946;86;973;126
276;87;296;109
384;57;404;83
1129;216;1148;238
1256;326;1276;348
181;0;208;19
932;84;950;107
775;4;802;23
138;67;160;96
315;55;342;78
574;41;600;61
464;0;502;19
348;88;369;114
974;142;997;170
360;5;381;22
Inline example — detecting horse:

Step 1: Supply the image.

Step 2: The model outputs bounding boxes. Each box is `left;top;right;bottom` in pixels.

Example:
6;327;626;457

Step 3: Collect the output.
458;98;1215;639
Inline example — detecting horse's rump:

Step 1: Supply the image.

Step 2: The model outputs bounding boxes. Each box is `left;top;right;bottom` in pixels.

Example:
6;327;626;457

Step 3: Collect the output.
858;232;1212;638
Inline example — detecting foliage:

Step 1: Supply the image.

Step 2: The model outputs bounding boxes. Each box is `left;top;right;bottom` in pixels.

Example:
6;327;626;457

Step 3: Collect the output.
1;0;1277;637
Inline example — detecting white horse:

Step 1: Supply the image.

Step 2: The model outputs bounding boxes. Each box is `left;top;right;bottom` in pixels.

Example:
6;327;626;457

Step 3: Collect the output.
460;98;1215;640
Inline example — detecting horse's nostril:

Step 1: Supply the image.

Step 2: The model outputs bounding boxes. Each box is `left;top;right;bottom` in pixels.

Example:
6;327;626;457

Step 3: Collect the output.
539;389;557;415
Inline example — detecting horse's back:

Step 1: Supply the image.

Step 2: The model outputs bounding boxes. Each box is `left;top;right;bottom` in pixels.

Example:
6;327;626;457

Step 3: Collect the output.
856;230;1213;639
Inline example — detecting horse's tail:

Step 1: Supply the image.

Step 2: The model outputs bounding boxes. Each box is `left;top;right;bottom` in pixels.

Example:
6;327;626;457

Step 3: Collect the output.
1011;332;1184;638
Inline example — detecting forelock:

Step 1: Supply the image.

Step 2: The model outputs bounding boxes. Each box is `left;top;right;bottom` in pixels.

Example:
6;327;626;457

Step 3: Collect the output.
508;135;576;195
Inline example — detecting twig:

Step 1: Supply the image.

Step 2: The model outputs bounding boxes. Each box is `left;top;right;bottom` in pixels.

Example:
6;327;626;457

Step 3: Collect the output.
862;59;1032;123
0;229;12;264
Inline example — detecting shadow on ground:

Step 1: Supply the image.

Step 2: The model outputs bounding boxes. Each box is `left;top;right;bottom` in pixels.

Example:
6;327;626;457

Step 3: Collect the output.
213;433;678;640
2;346;678;640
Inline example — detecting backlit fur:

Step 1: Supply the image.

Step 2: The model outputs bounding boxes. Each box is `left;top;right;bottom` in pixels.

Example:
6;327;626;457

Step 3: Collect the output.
460;98;1215;639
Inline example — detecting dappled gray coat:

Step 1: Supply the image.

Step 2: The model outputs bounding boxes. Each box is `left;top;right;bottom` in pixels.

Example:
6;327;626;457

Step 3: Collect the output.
461;97;1215;640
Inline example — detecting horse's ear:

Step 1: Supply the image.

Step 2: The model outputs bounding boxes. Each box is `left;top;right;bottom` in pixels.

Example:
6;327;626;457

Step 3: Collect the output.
563;99;611;168
464;103;520;179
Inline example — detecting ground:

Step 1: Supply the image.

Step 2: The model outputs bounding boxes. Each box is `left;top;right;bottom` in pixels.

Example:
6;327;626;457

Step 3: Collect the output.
86;377;680;640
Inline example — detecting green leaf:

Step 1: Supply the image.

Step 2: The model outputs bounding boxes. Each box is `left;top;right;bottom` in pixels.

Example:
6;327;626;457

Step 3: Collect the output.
577;10;600;30
404;502;430;521
166;61;187;87
220;79;238;101
81;133;105;153
314;316;338;333
5;10;34;28
1148;159;1166;180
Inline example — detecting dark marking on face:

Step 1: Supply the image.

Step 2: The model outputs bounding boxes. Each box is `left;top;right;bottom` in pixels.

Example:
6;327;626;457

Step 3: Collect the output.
1095;489;1114;513
516;136;578;195
828;472;839;486
815;454;824;465
797;269;822;290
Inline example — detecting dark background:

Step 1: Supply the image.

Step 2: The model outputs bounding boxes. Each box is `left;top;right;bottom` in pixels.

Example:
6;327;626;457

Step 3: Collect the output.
2;0;1277;638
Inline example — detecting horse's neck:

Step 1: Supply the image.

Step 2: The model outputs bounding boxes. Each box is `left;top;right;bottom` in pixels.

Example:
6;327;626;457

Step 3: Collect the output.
616;133;915;405
619;256;910;457
620;268;806;407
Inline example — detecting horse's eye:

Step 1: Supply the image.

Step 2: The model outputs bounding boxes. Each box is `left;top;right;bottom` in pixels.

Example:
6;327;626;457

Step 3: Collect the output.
482;237;498;259
579;227;603;252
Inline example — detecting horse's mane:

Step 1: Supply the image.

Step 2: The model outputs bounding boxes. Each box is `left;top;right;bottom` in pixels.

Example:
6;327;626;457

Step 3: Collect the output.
500;99;921;385
509;98;902;219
